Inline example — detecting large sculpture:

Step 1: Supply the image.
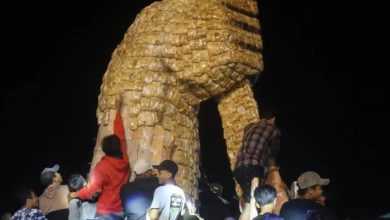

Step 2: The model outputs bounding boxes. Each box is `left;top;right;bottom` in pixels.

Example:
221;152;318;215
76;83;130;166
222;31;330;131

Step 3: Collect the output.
90;0;263;203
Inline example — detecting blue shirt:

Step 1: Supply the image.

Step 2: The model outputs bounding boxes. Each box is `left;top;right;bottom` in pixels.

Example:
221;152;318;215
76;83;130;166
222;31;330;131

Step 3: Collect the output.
12;208;47;220
253;213;284;220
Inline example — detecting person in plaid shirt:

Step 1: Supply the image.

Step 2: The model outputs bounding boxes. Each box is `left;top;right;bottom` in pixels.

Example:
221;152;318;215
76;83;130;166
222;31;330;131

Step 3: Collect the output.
12;188;47;220
234;108;281;204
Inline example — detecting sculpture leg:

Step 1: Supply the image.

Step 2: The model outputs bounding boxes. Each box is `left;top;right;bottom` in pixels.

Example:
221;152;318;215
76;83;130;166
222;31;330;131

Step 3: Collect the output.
217;82;260;198
89;109;117;171
170;124;200;204
117;90;200;202
126;115;200;203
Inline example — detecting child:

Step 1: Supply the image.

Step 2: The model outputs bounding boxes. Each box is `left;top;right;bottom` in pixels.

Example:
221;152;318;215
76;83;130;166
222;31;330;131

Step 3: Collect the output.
67;174;97;220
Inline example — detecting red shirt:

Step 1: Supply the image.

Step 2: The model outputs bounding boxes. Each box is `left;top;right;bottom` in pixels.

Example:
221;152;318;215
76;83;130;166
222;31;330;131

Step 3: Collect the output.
77;111;130;214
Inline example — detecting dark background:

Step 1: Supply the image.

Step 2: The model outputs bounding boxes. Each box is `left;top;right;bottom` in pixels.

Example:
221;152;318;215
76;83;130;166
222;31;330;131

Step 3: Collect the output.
1;0;388;218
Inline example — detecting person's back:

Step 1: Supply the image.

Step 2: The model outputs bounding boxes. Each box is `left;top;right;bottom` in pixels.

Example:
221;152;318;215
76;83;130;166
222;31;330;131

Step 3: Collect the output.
69;112;130;218
39;164;69;220
88;156;129;214
150;184;186;220
251;185;284;220
279;198;331;220
120;159;160;220
234;108;281;207
72;134;130;217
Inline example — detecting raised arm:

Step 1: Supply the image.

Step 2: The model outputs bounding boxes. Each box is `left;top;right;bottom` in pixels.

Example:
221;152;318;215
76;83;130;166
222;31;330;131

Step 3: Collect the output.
113;110;129;162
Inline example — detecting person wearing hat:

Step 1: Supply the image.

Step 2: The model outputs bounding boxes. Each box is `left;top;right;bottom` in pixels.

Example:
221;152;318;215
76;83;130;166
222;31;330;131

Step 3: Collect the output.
39;164;69;220
147;160;186;220
120;159;160;220
280;171;336;220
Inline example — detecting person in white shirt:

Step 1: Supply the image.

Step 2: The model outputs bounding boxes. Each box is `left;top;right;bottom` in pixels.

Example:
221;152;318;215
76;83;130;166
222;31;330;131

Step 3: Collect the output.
148;160;186;220
67;174;97;220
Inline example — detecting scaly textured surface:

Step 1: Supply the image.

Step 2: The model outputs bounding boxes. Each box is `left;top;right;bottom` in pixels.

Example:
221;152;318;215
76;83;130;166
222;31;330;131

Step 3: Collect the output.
91;0;263;202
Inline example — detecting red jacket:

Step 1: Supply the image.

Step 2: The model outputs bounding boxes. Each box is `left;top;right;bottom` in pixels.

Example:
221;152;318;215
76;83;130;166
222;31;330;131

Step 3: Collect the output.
77;111;130;214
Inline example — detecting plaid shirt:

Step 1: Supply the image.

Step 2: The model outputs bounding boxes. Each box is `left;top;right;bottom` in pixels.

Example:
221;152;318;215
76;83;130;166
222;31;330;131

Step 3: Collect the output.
236;119;281;168
12;208;47;220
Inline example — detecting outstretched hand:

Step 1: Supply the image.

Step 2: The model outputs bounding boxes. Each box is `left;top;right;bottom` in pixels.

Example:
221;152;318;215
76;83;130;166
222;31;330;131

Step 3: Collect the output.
67;192;77;203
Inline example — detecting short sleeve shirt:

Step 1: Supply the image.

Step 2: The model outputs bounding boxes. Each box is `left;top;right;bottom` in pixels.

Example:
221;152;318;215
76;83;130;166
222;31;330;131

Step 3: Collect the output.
12;208;47;220
148;184;186;220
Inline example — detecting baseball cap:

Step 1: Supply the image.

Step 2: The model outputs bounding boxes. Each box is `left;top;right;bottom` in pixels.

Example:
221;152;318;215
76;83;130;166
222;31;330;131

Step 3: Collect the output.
41;164;60;175
133;159;153;174
297;171;330;189
152;160;178;176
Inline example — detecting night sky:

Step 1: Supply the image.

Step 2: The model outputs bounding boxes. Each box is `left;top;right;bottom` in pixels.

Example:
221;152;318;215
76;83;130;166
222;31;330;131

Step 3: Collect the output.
1;0;389;218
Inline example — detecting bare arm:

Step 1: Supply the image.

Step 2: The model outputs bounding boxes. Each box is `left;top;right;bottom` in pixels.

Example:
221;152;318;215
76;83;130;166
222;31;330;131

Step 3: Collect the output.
239;177;260;220
249;177;259;219
148;208;160;220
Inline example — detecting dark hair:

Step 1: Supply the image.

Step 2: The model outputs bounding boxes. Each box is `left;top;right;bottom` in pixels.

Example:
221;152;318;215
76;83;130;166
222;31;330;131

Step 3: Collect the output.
68;174;86;192
254;184;277;206
40;171;55;187
260;105;277;119
102;134;122;158
14;188;33;207
155;160;179;177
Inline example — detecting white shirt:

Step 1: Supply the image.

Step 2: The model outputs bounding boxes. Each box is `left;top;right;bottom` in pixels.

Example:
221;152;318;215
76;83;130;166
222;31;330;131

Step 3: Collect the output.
148;184;186;220
68;198;96;220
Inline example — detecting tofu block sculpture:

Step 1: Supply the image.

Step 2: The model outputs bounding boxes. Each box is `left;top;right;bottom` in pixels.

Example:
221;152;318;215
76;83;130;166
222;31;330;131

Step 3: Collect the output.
90;0;264;206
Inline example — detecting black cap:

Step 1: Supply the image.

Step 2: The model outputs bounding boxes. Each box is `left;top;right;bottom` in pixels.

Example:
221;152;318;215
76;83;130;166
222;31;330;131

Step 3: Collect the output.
153;160;178;176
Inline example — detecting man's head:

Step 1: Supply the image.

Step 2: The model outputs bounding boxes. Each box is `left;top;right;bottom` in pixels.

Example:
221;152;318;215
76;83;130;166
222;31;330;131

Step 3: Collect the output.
40;164;62;187
68;174;86;192
102;134;122;158
260;106;277;125
254;185;277;208
133;158;154;177
297;171;330;201
14;188;39;209
153;160;178;184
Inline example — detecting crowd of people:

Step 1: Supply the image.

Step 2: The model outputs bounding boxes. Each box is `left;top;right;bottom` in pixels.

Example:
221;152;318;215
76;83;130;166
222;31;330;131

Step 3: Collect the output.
232;108;336;220
3;108;340;220
6;110;189;220
7;136;187;220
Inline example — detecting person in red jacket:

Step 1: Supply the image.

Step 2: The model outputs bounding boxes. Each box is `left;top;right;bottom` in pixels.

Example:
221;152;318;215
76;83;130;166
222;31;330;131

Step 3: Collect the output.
69;111;130;219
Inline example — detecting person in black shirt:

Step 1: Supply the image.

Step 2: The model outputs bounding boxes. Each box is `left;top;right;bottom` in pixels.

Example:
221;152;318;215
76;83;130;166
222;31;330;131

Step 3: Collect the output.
120;159;160;220
252;184;283;220
280;171;336;220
